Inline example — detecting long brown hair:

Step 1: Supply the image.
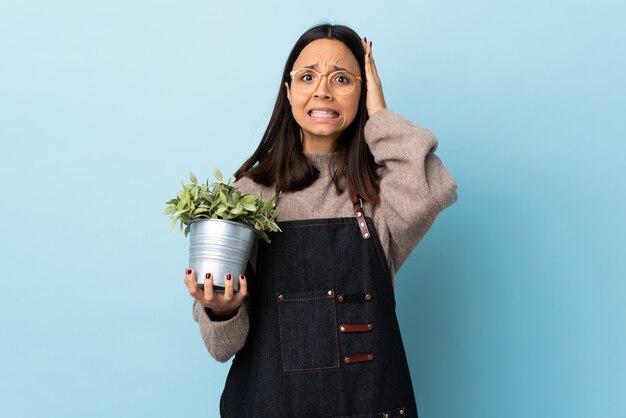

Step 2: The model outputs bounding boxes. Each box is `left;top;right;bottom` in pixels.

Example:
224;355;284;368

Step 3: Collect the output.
234;23;381;204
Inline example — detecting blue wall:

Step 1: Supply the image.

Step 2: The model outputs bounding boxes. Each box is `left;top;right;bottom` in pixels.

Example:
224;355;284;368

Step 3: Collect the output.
1;1;624;417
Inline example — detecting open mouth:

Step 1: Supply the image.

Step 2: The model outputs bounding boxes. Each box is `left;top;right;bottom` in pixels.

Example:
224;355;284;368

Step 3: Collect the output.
308;110;341;120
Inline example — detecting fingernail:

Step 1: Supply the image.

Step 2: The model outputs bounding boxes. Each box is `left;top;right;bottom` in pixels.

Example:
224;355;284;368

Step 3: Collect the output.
368;52;371;57
205;272;212;280
240;274;246;280
186;268;192;275
227;274;232;281
364;37;367;42
369;41;372;47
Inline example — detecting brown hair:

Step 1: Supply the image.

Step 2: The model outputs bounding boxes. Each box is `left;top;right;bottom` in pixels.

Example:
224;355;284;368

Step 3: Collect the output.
234;23;381;204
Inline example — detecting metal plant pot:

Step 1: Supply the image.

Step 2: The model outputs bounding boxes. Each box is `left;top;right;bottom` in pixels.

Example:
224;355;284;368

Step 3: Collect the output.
188;218;256;293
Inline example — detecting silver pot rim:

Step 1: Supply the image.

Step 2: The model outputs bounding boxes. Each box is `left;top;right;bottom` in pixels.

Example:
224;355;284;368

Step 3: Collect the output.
188;218;257;234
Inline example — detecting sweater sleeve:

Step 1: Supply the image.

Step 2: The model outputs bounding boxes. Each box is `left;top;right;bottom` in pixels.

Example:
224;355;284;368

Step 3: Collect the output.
192;297;250;363
365;108;458;271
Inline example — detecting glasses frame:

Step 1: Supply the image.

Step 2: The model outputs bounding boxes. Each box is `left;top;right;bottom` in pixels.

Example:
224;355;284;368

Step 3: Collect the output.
289;67;362;96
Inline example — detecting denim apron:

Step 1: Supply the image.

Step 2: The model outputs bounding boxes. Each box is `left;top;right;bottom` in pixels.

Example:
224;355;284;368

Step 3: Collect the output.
220;190;418;417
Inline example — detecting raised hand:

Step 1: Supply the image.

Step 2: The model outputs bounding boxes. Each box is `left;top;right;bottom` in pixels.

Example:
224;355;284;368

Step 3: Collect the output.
361;37;387;118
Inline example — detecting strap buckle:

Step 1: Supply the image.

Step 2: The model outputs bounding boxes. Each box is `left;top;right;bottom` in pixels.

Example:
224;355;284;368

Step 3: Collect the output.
349;190;371;240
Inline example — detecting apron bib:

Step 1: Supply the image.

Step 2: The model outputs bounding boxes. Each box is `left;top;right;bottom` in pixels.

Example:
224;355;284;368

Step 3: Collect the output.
220;193;418;417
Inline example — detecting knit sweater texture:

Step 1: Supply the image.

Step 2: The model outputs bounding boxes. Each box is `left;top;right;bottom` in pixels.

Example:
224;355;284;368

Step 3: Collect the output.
192;108;458;362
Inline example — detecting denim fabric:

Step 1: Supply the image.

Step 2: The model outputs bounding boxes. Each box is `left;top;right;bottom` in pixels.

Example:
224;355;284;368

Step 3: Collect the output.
277;288;340;371
220;216;418;417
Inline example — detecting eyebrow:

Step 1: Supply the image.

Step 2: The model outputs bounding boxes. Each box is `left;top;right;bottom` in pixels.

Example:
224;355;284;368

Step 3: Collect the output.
304;63;350;72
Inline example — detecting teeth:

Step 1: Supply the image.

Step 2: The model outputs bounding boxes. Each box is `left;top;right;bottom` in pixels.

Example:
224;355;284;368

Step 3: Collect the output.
310;110;339;118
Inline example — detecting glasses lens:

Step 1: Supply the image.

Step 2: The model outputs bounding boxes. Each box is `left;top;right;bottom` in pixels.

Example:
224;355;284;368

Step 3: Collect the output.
329;71;357;95
292;69;320;93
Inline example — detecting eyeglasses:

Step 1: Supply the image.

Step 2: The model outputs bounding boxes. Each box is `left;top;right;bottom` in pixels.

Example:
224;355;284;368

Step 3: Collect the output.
289;67;362;96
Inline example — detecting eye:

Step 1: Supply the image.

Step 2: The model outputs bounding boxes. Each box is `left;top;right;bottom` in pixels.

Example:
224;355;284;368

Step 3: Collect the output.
333;72;353;84
296;70;317;83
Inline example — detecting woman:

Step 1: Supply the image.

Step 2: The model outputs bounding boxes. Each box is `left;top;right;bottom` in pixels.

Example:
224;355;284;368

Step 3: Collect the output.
184;23;458;417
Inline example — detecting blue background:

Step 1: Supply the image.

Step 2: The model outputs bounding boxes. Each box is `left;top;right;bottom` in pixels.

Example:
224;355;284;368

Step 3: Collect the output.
1;1;624;417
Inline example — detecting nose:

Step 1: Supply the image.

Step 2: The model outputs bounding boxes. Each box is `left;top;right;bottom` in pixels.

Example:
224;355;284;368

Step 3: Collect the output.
313;74;333;99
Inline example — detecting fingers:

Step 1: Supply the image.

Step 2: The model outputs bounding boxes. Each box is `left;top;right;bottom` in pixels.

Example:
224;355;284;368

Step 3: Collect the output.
367;45;380;82
361;37;372;57
185;268;247;314
238;274;248;299
203;272;214;301
223;273;234;302
184;267;200;297
362;37;379;81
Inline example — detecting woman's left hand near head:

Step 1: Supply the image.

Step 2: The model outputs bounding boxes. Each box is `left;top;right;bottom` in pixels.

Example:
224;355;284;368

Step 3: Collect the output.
361;37;387;118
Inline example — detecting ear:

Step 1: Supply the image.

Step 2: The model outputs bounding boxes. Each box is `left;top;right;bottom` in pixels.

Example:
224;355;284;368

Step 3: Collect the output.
284;82;292;104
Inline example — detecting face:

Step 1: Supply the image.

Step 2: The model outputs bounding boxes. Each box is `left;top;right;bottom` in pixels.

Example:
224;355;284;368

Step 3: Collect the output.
285;39;362;152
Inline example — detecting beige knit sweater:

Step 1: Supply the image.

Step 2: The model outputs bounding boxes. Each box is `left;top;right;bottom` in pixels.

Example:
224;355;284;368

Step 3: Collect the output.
192;108;458;362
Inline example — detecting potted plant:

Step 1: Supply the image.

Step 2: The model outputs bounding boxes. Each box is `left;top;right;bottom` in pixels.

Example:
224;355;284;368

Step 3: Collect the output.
164;168;281;292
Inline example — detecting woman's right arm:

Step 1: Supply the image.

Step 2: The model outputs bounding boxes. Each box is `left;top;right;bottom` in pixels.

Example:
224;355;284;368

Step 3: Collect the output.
191;297;250;363
185;269;250;363
185;176;262;362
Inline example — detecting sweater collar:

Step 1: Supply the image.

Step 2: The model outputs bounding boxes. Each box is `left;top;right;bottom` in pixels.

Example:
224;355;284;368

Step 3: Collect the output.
303;151;338;169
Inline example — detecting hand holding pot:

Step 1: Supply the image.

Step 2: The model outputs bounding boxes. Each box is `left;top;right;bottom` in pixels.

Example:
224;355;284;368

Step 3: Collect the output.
184;268;247;317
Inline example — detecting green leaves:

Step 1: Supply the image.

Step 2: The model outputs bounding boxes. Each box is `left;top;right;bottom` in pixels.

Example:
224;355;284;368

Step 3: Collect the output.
163;169;281;243
212;168;223;183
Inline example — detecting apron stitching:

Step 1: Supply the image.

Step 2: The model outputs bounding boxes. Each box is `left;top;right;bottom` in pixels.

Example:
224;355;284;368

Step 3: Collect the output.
331;290;341;368
275;292;288;371
280;364;341;372
278;296;334;302
279;221;357;229
364;217;394;284
275;290;341;372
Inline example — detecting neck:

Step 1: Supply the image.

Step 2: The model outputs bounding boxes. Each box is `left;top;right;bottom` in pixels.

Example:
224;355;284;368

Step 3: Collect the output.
302;133;339;153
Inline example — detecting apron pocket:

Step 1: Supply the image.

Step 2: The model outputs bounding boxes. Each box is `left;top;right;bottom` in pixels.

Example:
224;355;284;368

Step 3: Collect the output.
276;288;340;371
328;405;408;418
